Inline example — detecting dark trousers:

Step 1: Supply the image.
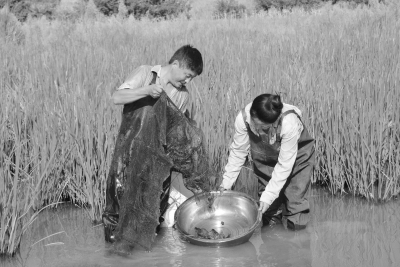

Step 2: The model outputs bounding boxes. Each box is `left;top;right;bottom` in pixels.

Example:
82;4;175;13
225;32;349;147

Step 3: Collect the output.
233;152;314;228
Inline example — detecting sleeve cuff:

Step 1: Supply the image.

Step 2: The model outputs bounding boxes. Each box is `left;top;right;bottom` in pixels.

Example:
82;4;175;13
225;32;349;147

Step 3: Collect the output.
221;177;235;190
117;82;130;90
259;191;275;205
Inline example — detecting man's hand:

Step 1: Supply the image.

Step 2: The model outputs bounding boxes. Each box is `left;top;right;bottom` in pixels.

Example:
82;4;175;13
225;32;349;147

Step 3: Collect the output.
259;201;270;214
147;84;163;98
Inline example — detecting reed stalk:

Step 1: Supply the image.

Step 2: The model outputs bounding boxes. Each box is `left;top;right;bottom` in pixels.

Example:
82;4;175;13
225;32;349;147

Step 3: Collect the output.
1;3;399;255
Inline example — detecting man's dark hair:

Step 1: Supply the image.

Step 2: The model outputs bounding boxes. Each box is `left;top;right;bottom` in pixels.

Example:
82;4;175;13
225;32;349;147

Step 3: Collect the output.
169;45;203;75
250;94;283;123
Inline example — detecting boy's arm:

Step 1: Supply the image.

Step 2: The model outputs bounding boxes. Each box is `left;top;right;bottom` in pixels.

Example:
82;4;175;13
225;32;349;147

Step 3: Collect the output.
111;66;163;105
220;111;250;190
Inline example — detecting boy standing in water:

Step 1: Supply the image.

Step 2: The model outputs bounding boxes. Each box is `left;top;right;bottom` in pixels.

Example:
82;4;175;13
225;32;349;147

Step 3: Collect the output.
103;45;204;247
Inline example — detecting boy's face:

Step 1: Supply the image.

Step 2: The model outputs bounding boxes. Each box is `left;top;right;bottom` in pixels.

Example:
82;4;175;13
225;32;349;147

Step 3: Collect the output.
170;60;197;89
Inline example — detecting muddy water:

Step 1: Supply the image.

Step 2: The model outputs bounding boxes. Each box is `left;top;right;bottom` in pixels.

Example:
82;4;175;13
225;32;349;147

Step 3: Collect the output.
1;187;400;267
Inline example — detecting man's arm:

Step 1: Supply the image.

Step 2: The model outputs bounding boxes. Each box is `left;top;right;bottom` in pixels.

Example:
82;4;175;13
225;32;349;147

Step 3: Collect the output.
111;66;163;105
220;111;250;190
112;85;162;105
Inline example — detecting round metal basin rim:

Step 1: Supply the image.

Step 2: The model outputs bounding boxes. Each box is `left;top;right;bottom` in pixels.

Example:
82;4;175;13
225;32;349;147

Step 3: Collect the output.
174;191;261;247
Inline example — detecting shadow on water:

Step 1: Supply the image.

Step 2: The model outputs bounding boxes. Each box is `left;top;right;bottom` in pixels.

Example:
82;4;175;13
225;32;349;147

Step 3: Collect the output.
1;187;399;267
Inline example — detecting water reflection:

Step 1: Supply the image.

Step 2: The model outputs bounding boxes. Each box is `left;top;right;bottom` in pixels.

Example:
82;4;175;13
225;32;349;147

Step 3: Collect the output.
250;225;312;267
309;189;400;267
1;188;399;267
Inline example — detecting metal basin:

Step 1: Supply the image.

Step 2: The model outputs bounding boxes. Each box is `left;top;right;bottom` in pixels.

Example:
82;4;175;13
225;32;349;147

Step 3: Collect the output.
174;191;261;247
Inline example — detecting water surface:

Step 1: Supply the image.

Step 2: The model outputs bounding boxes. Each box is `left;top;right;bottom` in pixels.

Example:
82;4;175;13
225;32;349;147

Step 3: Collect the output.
1;187;399;267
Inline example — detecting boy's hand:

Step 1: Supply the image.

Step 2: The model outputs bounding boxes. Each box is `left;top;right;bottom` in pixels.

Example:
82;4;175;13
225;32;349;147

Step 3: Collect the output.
147;84;163;98
217;186;226;193
259;201;270;214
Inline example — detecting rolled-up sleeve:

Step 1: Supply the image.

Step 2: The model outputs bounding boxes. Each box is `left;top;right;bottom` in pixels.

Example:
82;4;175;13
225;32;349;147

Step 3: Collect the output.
260;114;303;205
221;112;250;189
117;65;147;90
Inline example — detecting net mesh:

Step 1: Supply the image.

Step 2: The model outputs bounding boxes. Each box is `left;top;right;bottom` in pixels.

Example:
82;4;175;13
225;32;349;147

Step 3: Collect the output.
103;92;218;250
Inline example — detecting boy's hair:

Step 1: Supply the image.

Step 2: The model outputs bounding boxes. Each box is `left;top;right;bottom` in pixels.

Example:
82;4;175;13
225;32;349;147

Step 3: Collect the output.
169;45;203;75
250;94;283;123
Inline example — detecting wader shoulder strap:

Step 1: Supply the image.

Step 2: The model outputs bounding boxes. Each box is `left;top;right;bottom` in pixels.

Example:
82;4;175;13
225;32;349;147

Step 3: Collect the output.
150;71;157;85
276;110;303;143
279;110;303;124
150;70;181;114
122;70;158;114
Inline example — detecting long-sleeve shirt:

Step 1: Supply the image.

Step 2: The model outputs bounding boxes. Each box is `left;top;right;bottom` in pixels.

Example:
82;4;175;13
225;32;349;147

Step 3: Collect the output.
221;102;304;205
117;65;189;113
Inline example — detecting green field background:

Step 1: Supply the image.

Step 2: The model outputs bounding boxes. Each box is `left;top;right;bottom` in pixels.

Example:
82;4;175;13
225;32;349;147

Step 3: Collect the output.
1;2;399;255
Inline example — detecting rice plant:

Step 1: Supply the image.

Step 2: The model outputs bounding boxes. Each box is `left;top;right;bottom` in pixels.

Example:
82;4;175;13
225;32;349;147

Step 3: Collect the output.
1;2;400;255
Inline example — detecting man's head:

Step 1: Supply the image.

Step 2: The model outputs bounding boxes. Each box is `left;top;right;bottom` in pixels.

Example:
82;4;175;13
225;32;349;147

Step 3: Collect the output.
168;45;203;88
249;94;283;135
250;94;283;123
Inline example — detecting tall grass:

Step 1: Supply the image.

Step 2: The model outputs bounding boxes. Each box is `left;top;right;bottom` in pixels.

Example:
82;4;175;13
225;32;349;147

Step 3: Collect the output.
1;2;400;255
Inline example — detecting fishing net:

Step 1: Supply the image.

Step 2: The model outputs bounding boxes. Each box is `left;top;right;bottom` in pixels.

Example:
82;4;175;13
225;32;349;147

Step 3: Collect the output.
102;91;218;251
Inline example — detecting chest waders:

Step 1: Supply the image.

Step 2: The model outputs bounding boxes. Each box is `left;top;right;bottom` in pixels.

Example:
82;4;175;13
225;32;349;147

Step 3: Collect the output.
103;72;172;242
102;69;214;251
238;109;315;230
